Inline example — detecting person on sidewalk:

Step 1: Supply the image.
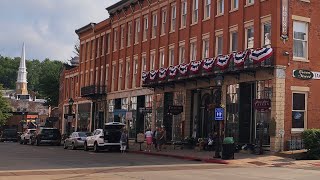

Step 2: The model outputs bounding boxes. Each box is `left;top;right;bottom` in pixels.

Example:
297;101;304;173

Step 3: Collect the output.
120;129;128;153
158;127;166;151
155;127;161;151
145;128;153;152
153;127;158;150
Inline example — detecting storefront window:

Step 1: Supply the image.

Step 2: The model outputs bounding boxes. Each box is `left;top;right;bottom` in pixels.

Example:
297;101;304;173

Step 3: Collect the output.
155;94;163;129
108;99;115;122
145;95;154;131
292;93;306;129
226;84;239;142
77;103;91;132
129;97;137;138
172;91;184;141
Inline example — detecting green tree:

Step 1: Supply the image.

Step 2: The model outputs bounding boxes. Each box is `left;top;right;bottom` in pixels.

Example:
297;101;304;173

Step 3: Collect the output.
0;56;20;89
38;59;63;106
26;59;41;92
0;85;12;126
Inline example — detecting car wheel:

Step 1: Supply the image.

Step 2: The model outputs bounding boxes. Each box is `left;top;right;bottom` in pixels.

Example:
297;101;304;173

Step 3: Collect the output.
84;142;89;151
71;143;76;150
63;142;68;149
93;142;99;152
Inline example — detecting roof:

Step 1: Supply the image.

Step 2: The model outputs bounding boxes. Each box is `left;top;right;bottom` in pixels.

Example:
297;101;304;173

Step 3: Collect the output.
75;23;96;35
106;0;137;15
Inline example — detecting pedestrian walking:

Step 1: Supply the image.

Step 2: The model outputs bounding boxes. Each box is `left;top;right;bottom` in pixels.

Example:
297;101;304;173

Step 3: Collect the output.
152;127;158;149
158;127;166;151
120;129;128;153
145;128;153;152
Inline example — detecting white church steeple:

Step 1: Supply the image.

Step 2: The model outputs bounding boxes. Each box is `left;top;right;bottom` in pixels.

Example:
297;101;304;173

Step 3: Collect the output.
16;43;28;95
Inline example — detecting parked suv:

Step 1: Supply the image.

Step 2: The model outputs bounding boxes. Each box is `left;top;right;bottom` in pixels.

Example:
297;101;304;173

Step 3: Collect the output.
30;127;61;146
0;129;18;142
20;129;36;144
84;122;125;152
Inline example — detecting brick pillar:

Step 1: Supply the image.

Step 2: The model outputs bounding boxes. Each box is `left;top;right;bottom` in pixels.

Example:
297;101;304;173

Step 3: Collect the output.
270;66;286;152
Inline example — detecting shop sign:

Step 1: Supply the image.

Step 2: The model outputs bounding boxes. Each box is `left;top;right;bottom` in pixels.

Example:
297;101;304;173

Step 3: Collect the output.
293;69;313;80
215;108;224;121
281;0;289;40
254;99;271;111
168;105;183;115
139;107;152;114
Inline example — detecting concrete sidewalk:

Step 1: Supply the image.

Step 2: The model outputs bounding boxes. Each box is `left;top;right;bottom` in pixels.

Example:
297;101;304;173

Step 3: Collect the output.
128;142;320;169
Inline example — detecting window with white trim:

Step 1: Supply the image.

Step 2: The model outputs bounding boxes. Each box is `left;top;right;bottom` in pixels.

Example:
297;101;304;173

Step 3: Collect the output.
159;49;165;67
190;41;197;61
118;63;123;90
143;16;148;41
179;45;185;63
150;52;155;70
192;0;199;24
135;20;140;44
262;21;271;47
125;60;130;89
204;0;211;19
105;65;109;87
293;21;308;59
161;9;167;35
169;47;175;65
127;22;132;46
217;0;224;15
245;26;254;49
216;35;223;55
120;25;125;49
111;65;115;91
292;93;307;129
171;4;176;32
133;58;138;88
142;55;147;71
101;35;105;55
230;31;238;52
246;0;254;5
230;0;238;10
181;0;187;28
152;13;157;38
202;38;209;59
106;33;110;54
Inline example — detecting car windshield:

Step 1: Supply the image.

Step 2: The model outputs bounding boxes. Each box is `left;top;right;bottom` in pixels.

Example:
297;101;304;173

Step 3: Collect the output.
42;129;60;135
77;132;87;137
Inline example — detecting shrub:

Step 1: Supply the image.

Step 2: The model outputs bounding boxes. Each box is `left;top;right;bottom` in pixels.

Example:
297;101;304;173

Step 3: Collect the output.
302;129;320;160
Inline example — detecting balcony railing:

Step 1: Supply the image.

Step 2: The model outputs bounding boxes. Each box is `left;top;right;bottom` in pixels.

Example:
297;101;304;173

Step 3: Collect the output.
80;85;107;97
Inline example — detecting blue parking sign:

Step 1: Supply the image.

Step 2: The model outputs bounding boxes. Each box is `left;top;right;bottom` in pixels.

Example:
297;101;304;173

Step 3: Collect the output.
215;108;224;121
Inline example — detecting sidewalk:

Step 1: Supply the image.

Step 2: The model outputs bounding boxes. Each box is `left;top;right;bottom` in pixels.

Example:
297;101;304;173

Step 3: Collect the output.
128;141;320;169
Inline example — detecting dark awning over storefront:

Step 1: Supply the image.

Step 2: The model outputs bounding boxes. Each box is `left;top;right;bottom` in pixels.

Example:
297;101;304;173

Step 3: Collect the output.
142;47;274;88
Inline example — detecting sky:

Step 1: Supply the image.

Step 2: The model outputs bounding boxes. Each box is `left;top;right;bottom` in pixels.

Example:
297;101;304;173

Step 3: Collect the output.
0;0;119;61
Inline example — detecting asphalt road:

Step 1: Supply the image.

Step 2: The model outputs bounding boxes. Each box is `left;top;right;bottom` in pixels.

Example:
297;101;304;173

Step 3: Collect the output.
0;142;201;171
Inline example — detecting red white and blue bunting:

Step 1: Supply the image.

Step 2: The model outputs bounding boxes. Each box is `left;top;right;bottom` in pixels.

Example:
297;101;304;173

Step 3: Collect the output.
149;70;158;80
234;50;250;67
168;65;178;78
250;48;273;64
216;54;233;70
158;67;167;80
178;63;189;76
202;58;215;72
189;61;202;74
142;71;149;82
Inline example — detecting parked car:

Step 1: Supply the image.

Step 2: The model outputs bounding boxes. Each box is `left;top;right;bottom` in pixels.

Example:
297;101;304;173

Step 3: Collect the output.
30;127;61;146
63;132;89;150
20;129;36;144
84;122;125;152
0;129;18;142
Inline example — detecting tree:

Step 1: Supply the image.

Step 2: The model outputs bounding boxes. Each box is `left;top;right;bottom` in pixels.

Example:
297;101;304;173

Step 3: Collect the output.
73;42;80;57
0;85;12;126
0;56;20;89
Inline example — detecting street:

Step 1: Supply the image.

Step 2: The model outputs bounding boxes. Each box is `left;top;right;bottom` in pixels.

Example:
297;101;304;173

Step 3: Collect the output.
0;142;320;179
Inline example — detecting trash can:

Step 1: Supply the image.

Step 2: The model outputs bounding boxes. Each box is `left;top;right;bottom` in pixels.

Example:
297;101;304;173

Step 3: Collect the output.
222;137;235;160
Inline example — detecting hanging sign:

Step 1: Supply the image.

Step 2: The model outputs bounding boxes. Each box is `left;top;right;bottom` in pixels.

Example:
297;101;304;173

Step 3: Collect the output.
281;0;289;40
215;108;224;121
168;105;183;115
293;69;313;80
254;99;271;111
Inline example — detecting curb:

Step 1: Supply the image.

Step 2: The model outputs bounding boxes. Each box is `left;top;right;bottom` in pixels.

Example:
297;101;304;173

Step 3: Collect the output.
130;150;229;165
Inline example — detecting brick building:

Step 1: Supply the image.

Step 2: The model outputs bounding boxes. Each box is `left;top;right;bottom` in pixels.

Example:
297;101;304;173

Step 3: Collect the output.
61;0;320;151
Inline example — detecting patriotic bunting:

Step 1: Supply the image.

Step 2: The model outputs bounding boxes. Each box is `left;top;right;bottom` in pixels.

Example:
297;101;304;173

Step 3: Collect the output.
189;61;202;74
169;65;178;78
158;67;167;80
202;58;215;72
178;63;189;75
250;48;273;64
216;54;233;70
149;70;158;80
234;50;250;67
142;71;149;82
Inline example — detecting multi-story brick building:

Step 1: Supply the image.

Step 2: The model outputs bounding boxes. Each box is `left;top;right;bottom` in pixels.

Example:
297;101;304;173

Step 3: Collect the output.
61;0;320;152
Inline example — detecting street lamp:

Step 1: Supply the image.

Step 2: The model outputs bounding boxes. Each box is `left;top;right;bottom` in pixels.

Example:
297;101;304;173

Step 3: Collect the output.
67;98;74;135
214;75;224;158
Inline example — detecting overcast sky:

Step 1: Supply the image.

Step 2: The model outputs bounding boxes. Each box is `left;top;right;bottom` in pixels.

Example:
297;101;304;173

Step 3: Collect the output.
0;0;119;61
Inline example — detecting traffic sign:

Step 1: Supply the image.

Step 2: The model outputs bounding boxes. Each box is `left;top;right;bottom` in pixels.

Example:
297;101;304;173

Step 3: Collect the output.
215;108;224;121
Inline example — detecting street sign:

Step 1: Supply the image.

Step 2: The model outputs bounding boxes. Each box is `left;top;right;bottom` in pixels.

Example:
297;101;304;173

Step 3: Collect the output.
215;108;224;121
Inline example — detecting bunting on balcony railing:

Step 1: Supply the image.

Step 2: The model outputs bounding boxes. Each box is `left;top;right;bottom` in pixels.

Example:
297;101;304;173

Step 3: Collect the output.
216;54;233;70
234;50;249;67
250;48;273;64
178;63;189;76
169;65;178;78
149;70;158;80
189;61;202;74
202;58;215;72
158;67;167;80
142;72;149;82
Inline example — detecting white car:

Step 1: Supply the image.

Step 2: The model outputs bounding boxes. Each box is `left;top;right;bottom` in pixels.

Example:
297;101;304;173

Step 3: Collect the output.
20;129;36;144
84;122;125;152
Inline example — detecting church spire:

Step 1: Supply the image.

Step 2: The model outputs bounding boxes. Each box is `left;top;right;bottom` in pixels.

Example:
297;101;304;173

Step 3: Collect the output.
16;43;28;95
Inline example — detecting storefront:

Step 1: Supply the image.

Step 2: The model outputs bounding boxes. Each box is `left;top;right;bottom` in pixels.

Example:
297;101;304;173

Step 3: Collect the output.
143;47;275;148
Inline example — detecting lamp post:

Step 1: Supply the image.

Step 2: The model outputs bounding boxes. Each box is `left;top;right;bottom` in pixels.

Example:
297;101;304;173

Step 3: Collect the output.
214;75;224;158
67;98;74;135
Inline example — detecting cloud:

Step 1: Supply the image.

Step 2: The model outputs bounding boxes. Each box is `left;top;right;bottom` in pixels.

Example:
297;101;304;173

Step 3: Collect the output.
0;0;118;61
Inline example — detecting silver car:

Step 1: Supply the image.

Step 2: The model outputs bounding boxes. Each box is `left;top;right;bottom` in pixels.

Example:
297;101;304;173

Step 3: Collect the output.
63;132;88;150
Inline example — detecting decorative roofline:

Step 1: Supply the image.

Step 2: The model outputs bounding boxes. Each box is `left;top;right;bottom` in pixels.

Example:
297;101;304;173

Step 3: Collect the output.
75;23;96;35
